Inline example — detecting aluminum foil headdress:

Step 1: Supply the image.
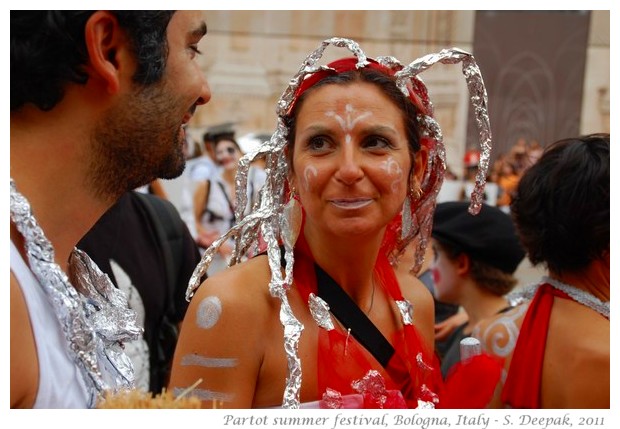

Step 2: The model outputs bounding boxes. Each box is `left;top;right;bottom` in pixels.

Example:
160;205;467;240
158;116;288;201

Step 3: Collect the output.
186;38;492;408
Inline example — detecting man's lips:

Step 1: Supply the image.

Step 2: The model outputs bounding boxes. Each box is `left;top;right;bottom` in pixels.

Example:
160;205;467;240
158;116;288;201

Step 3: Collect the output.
181;113;193;125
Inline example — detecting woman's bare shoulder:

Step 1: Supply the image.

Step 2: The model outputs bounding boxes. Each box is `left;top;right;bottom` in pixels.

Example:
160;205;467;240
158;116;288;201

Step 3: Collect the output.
192;255;274;312
397;270;434;317
171;255;276;408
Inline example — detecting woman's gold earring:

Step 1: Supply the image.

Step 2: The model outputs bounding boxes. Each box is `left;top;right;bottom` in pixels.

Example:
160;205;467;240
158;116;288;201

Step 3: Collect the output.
412;184;423;200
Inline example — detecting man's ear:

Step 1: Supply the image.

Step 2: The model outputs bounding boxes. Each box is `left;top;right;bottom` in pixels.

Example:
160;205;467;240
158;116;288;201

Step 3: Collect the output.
83;11;134;95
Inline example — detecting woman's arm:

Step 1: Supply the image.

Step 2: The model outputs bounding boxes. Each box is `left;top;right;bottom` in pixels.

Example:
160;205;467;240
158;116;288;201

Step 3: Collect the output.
168;264;267;408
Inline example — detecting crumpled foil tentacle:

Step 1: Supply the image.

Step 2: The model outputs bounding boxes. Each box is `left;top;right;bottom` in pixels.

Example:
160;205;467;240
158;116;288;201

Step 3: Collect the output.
391;47;492;275
262;210;304;408
395;47;492;215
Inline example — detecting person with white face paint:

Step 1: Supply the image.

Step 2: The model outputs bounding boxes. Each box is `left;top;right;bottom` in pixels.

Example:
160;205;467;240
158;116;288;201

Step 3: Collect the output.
169;38;496;409
193;137;266;275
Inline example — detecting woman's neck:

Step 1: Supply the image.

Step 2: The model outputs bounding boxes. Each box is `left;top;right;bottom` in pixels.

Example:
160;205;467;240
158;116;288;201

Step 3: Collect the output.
222;168;236;184
550;258;610;302
302;225;383;302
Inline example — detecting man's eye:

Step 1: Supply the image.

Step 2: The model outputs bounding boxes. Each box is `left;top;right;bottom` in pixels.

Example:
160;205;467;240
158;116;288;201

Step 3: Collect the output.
189;45;203;56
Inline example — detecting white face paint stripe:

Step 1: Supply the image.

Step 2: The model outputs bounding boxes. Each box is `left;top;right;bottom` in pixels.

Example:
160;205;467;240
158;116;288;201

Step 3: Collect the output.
196;296;222;329
172;387;234;403
181;353;238;368
325;104;373;133
325;110;346;130
303;165;318;191
380;157;404;192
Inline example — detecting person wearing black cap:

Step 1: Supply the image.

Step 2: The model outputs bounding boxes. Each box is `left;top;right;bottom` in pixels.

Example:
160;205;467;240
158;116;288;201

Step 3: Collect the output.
430;201;525;379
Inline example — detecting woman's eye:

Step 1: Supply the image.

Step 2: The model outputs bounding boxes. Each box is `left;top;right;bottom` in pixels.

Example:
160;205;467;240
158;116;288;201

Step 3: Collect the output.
364;136;391;150
307;136;331;151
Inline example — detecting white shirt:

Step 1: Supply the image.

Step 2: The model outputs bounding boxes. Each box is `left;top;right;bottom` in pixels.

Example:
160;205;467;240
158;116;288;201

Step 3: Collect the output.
10;241;90;408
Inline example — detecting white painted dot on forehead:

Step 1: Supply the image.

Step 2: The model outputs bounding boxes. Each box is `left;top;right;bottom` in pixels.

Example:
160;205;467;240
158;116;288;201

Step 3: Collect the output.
196;296;222;329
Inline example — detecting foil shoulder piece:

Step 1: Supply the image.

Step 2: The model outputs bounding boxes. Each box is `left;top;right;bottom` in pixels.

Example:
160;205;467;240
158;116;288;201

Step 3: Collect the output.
10;178;139;406
308;293;334;331
395;300;414;325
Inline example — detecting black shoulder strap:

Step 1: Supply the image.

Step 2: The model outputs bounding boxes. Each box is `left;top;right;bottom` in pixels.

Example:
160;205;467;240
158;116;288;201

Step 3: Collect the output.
263;247;396;367
134;192;184;291
314;264;395;368
217;181;236;225
205;179;211;209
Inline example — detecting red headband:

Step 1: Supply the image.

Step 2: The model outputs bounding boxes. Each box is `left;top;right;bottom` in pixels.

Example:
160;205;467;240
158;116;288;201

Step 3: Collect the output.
288;57;430;118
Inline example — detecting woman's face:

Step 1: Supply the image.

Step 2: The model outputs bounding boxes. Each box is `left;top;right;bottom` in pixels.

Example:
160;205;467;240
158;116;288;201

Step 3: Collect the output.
430;239;460;304
290;81;422;239
215;139;242;170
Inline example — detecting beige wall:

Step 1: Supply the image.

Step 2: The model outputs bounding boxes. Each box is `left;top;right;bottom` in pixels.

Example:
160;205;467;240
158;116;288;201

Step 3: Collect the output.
188;10;609;176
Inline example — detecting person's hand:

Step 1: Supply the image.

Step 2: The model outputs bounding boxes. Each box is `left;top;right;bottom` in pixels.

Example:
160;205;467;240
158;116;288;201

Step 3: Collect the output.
435;311;468;341
218;242;233;258
195;229;220;249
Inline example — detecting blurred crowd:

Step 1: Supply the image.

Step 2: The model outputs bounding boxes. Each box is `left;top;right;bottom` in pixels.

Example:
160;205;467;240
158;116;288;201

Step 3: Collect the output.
440;137;545;212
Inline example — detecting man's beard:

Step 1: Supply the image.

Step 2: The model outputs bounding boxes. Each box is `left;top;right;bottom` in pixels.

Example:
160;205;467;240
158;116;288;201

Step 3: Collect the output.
88;82;187;202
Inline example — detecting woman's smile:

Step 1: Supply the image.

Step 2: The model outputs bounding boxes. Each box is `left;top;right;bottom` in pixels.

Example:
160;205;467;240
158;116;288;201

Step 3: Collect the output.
328;198;373;210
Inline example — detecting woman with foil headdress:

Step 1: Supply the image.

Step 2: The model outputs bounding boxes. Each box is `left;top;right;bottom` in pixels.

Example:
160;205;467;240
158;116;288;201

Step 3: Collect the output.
169;38;495;409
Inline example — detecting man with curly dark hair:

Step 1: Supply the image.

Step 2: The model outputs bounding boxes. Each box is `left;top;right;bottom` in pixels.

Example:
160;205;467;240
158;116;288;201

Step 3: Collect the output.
10;11;211;408
475;133;610;408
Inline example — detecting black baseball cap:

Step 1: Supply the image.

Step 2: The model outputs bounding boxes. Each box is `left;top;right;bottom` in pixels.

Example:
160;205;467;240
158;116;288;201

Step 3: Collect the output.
431;201;525;273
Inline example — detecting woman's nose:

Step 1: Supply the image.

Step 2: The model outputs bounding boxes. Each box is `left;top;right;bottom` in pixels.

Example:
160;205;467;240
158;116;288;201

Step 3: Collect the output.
334;142;364;185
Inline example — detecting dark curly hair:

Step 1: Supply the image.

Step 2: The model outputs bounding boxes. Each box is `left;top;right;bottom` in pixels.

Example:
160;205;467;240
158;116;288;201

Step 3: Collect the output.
510;133;610;274
11;11;175;111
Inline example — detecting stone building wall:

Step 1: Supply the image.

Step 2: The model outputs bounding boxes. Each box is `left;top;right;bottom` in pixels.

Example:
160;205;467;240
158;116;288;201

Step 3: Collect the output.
188;10;609;176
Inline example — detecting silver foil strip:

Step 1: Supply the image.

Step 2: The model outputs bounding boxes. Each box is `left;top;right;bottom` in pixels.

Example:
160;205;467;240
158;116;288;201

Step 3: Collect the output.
276;37;369;118
395;300;414;326
395;47;492;215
